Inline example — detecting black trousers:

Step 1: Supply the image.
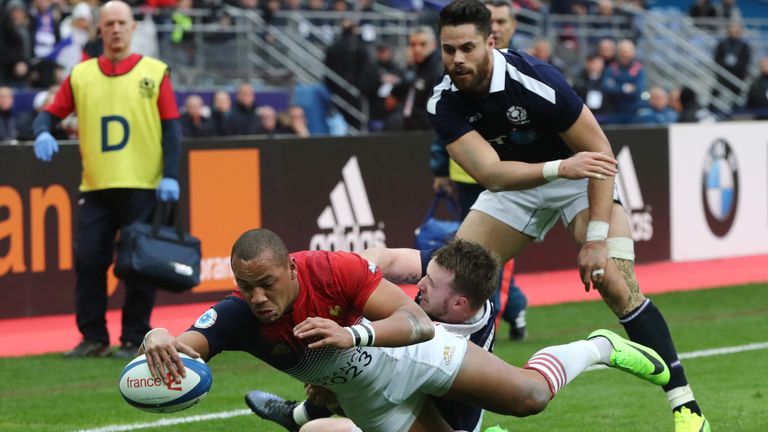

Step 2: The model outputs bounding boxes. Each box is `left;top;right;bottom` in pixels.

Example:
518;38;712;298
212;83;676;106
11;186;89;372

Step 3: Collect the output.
74;189;157;346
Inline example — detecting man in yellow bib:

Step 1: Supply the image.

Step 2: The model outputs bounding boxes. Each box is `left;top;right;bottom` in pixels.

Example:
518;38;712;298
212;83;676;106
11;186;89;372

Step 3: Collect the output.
32;0;181;359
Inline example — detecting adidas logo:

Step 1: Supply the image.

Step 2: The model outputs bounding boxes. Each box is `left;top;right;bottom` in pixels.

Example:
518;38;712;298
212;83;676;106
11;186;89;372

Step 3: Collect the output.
616;147;653;242
309;156;386;252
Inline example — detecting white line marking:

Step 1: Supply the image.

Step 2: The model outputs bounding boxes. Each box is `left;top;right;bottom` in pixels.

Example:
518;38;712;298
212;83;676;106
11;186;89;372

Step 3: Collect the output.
75;409;251;432
78;342;768;432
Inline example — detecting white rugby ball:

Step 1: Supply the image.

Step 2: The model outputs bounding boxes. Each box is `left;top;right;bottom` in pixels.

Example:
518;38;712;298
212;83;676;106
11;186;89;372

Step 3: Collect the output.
118;353;212;413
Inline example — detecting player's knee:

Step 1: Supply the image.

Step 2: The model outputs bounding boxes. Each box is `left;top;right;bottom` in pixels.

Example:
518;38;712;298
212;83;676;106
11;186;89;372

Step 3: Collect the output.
510;385;550;417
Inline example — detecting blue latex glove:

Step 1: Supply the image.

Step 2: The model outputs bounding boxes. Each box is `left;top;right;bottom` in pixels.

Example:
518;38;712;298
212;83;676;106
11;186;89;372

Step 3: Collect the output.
157;177;180;202
34;132;59;162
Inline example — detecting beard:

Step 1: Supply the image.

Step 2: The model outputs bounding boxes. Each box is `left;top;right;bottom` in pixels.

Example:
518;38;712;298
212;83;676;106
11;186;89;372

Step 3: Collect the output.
449;52;492;93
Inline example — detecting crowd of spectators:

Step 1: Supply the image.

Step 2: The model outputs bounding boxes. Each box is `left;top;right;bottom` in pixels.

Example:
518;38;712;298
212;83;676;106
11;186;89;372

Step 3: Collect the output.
1;0;768;143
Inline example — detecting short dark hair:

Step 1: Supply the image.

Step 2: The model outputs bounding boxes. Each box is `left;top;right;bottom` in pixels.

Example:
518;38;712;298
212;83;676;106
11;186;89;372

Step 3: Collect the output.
231;228;289;266
438;0;492;37
433;239;499;310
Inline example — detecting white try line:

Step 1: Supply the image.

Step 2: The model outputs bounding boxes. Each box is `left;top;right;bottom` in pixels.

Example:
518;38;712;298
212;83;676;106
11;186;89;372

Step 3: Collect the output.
77;341;768;432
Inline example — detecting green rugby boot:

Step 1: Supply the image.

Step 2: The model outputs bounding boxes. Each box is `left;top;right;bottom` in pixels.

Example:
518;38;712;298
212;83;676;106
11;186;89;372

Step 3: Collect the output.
674;407;711;432
588;329;670;386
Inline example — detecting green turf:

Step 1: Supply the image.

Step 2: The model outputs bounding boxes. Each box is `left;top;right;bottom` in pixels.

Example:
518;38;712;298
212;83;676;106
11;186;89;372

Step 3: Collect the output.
1;284;766;431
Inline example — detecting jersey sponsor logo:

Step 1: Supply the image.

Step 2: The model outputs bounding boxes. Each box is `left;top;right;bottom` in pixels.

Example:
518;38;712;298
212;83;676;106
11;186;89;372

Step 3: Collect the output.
310;157;386;252
139;77;156;98
194;308;217;329
467;112;482;123
329;305;342;316
442;345;456;366
505;106;530;126
616;147;653;241
701;138;739;237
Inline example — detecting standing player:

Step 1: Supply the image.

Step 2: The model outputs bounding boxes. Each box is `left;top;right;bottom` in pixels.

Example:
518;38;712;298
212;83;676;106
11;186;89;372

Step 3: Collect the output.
142;229;669;432
427;1;708;430
245;243;498;432
432;0;527;341
32;0;181;359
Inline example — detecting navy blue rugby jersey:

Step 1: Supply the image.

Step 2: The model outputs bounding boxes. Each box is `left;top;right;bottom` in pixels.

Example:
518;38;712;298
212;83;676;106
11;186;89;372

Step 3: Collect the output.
427;49;584;163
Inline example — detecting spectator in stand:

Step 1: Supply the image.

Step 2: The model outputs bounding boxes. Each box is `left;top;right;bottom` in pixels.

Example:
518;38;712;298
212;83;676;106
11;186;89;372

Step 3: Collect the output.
256;105;290;136
170;0;195;65
388;25;444;130
0;86;17;140
572;54;610;120
745;57;768;119
285;104;310;137
597;37;616;65
52;2;93;74
602;39;645;124
689;0;716;31
715;0;741;23
360;42;404;132
225;82;262;136
30;0;61;60
677;86;716;123
485;0;516;50
635;86;678;124
210;90;231;136
712;22;751;110
180;94;213;137
323;19;372;130
0;0;32;87
528;37;567;76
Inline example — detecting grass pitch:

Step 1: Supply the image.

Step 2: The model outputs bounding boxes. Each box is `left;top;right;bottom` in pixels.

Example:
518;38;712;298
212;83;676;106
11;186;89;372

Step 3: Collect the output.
1;284;766;431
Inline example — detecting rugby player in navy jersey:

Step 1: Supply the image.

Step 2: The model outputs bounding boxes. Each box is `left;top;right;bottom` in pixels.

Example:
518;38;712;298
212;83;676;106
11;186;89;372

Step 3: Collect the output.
426;1;708;430
244;245;498;432
141;229;669;432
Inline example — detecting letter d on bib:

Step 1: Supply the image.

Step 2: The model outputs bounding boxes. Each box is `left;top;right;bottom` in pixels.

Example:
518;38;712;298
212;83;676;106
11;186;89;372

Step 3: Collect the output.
101;116;130;152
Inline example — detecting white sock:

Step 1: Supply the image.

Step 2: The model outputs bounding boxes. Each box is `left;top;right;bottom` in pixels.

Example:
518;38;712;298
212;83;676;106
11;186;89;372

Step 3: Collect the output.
524;340;601;397
588;335;614;364
667;385;695;409
293;402;310;426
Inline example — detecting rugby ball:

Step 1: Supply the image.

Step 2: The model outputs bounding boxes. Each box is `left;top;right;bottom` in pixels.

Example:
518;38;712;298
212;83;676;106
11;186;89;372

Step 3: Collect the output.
118;353;212;413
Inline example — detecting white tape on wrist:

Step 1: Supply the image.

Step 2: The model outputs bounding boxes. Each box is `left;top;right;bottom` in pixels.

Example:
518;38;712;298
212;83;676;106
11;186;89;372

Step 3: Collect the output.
586;221;609;242
345;323;376;347
542;160;562;182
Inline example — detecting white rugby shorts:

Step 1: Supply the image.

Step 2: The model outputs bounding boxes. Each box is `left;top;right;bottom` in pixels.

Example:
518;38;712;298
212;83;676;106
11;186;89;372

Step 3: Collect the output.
471;178;620;241
337;325;468;432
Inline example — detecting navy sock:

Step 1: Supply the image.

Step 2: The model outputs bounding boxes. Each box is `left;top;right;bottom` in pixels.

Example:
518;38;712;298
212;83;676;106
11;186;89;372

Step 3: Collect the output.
620;299;689;392
676;400;702;416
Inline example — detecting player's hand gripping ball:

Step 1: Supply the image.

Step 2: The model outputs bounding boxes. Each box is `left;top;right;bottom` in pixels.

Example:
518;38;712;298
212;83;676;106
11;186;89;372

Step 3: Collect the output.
118;353;212;413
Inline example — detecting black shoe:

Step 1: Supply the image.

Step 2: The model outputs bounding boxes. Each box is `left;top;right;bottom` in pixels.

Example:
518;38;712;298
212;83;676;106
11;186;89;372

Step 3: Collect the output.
113;342;140;359
64;340;110;358
508;309;528;341
509;324;528;341
245;390;300;432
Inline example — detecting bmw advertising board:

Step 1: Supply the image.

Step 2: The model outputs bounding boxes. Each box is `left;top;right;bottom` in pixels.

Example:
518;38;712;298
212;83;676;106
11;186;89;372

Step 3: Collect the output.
670;122;768;261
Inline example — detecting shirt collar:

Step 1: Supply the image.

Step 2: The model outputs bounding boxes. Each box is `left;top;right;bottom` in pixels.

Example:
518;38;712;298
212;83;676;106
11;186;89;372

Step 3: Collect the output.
489;49;507;93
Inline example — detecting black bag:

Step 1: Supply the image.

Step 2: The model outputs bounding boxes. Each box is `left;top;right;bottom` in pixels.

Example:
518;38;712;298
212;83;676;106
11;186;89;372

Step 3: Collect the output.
115;202;202;292
414;192;462;250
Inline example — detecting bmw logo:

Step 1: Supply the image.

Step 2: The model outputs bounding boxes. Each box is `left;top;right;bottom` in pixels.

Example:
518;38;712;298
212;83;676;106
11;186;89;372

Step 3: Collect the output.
701;138;739;237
